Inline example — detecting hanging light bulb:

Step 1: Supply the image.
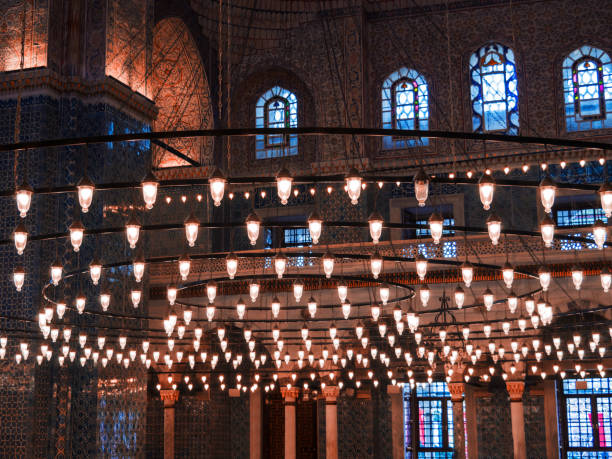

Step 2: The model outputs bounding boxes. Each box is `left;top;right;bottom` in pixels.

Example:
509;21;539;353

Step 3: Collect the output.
76;175;95;213
276;167;292;205
478;174;495;210
15;181;33;218
599;182;612;218
406;312;419;334
342;300;351;319
274;252;288;278
428;213;444;244
337;282;348;303
345;168;362;205
413;168;429;207
601;266;611;292
50;260;62;286
525;295;536;315
56;301;66;319
379;283;390;305
226;252;238;279
419;284;430;307
502;262;514;289
13;223;28;255
209;168;226;207
167;285;177;305
100;291;110;311
539;176;557;213
308;211;323;244
538;266;551;291
245;212;261;246
483;288;494;311
461;261;474;287
141;171;159;209
540;215;555;248
571;265;584;290
183;308;192;325
415;254;428;280
307;297;317;318
13;266;25;292
75;292;86;314
322;251;335;278
593;220;608;250
507;292;518;314
133;256;145;282
184;213;200;247
206;281;217;303
292;279;304;302
271;297;281;318
486;214;502;245
454;285;465;308
125;216;140;249
370;251;383;279
249;281;260;303
368;211;384;244
131;289;141;307
178;254;191;280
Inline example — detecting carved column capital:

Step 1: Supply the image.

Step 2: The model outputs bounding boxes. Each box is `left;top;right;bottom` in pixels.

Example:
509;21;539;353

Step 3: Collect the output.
386;384;401;395
160;389;179;407
506;380;525;402
448;382;465;402
323;386;340;402
281;387;300;402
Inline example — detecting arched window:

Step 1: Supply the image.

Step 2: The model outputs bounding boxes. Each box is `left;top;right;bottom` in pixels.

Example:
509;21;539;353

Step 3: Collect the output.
382;67;429;148
562;46;612;132
256;86;298;159
470;43;519;134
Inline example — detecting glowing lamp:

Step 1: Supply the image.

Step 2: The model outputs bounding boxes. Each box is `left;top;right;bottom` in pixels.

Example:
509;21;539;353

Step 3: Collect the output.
322;251;335;278
601;266;611;292
337;282;348;303
599;182;612;217
525;296;536;315
209;168;226;207
50;260;62;286
13;266;25;292
428;212;444;244
100;292;110;311
206;281;217;304
379;282;390;305
293;279;304;302
538;265;551;291
167;286;177;305
483;288;494;311
130;289;141;307
507;292;518;314
271;297;281;318
56;301;66;319
454;285;465;308
368;211;384;244
141;171;159;209
274;252;288;278
276;167;293;205
245;212;261;246
308;211;323;244
478;174;495;210
593;219;607;250
76;175;95;213
345;168;362;205
486;214;502;245
178;254;191;280
502;262;514;289
371;303;381;321
571;265;584;290
249;281;260;302
75;292;86;314
14;223;28;255
15;181;33;218
539;176;556;213
226;252;238;279
370;252;383;279
307;297;317;318
89;258;102;285
133;256;145;282
413;168;429;207
342;301;351;319
125;216;140;249
540;215;555;248
419;284;430;307
415;254;428;280
184;213;200;247
461;261;474;287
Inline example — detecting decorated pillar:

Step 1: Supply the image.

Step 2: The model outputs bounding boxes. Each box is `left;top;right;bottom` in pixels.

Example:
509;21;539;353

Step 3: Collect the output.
543;379;560;458
281;387;299;459
506;381;526;459
323;386;340;459
160;389;179;459
250;388;262;459
387;385;404;459
448;382;466;459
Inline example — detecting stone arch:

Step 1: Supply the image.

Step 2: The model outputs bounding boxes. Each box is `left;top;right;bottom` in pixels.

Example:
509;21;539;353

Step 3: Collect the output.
151;17;213;168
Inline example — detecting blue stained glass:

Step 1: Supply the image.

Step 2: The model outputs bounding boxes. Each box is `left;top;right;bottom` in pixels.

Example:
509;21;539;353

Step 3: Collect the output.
563;47;612;131
470;43;519;134
382;67;429;149
256;86;298;159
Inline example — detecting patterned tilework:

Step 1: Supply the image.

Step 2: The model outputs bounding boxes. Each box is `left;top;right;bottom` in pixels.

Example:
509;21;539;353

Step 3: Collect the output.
175;396;211;458
317;398;326;459
476;384;513;459
373;390;393;459
146;396;164;459
523;393;546;459
230;394;250;459
338;395;374;459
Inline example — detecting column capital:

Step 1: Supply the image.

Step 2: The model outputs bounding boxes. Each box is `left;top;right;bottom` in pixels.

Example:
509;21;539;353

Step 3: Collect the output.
506;380;525;402
160;389;179;407
448;382;465;402
386;384;401;395
323;386;340;402
281;386;300;401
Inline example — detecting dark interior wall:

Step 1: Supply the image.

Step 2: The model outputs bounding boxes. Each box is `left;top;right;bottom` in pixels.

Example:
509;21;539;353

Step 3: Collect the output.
476;383;514;459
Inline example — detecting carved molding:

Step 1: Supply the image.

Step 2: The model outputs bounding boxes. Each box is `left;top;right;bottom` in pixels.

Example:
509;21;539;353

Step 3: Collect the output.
506;380;525;402
448;382;465;402
280;386;300;401
323;385;340;401
160;389;180;406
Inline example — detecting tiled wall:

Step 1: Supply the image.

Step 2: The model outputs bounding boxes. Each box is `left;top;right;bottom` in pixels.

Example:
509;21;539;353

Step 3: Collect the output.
476;384;514;459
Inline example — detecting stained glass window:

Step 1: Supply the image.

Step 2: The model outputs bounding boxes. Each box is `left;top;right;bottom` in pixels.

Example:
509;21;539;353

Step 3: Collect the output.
561;378;612;456
256;86;298;159
470;43;519;134
554;198;608;251
563;46;612;132
382;68;429;149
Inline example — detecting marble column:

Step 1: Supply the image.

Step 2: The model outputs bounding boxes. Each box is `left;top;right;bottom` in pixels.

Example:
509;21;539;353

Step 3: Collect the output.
250;389;262;459
323;386;340;459
464;384;479;458
506;381;526;459
160;389;179;459
386;385;404;459
281;387;299;459
543;379;560;458
448;382;466;459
